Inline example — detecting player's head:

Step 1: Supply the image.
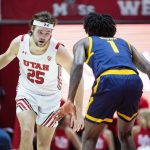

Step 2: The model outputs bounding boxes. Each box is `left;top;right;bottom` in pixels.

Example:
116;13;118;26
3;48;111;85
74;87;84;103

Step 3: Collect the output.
29;11;57;47
83;12;116;37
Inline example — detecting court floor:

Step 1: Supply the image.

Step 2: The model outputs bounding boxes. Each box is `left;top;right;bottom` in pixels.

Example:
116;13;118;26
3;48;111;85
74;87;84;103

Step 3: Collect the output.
53;24;150;114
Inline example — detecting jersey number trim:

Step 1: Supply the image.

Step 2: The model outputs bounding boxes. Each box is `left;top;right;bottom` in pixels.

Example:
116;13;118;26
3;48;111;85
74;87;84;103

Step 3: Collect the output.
107;41;119;53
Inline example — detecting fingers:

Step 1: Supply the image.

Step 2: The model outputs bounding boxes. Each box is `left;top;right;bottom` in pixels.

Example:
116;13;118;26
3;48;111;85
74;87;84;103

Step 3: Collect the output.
53;108;65;122
70;116;85;132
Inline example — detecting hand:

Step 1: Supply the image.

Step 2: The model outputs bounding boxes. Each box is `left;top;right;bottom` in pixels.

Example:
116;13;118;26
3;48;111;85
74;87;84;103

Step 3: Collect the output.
71;112;84;132
54;101;76;122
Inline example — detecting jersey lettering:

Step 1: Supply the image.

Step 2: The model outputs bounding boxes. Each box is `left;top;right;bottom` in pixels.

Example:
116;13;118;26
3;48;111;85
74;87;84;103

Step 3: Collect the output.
23;60;49;71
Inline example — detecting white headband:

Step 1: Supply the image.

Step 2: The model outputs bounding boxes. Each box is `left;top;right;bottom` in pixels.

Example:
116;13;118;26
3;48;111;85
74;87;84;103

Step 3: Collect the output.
33;20;54;29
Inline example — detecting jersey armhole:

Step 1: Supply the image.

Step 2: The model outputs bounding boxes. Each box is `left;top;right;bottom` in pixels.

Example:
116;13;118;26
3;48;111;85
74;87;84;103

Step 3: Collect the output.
125;40;132;54
21;34;25;42
55;42;65;50
85;37;93;64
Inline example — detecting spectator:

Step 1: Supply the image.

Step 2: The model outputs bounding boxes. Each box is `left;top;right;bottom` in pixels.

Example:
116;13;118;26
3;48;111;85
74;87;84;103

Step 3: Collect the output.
96;125;115;150
51;115;82;150
51;99;82;150
0;87;11;150
139;96;149;109
132;108;150;149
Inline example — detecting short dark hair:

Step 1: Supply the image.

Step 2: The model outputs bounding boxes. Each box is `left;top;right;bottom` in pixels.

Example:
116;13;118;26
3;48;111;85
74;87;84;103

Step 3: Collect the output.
83;12;116;37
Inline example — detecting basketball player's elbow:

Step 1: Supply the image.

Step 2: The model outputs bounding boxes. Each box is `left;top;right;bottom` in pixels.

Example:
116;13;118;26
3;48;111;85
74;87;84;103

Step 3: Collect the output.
73;62;83;74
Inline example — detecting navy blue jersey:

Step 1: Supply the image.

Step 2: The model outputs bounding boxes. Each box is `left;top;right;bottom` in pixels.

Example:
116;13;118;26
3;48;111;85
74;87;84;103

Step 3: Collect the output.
85;36;138;78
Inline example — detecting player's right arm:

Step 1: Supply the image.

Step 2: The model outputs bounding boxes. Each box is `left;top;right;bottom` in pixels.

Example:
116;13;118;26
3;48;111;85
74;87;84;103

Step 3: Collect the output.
0;35;21;70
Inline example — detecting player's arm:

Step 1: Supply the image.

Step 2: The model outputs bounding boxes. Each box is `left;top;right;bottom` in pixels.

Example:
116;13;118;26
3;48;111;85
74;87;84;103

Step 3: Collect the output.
56;45;84;113
131;45;150;79
68;38;88;102
0;36;20;70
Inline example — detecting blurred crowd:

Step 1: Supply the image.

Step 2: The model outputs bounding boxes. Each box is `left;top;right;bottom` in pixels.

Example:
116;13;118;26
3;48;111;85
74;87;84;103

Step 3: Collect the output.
0;87;150;150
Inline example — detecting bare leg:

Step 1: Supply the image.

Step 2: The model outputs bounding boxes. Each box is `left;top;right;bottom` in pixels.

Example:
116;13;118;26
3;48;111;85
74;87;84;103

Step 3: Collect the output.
37;125;56;150
17;110;36;150
118;117;136;150
82;120;106;150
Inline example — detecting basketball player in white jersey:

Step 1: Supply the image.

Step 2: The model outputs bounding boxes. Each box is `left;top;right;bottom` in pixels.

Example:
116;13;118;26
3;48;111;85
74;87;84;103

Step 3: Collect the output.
0;11;84;150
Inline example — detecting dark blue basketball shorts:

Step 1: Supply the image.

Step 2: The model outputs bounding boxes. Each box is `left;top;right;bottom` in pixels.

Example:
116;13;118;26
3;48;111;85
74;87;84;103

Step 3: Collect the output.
85;69;143;124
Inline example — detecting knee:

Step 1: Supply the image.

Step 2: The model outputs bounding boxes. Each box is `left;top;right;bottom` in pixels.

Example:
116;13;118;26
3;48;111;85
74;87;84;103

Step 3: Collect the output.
37;140;50;150
118;130;132;142
21;127;34;141
82;131;99;145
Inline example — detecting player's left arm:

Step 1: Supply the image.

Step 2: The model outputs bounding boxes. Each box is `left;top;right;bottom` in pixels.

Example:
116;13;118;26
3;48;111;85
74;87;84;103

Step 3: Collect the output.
131;45;150;79
56;45;84;129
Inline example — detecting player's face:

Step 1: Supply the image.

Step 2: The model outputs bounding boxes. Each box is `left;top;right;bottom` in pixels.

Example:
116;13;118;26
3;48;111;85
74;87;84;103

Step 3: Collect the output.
32;26;53;47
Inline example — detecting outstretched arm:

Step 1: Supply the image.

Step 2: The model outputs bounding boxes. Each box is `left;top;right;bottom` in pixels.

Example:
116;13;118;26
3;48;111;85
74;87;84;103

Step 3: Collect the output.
55;44;85;130
131;45;150;79
0;36;20;70
67;38;87;102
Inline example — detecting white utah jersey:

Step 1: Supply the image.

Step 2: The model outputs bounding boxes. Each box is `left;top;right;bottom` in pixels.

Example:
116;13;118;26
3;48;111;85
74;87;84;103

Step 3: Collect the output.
16;34;62;96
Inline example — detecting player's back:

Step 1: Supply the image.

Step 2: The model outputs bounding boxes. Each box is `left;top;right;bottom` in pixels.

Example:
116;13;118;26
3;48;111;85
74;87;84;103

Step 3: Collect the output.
86;36;138;78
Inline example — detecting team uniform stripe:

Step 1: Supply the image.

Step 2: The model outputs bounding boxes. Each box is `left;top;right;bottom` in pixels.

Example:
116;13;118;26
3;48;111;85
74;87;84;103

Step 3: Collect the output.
44;113;56;127
17;102;28;110
41;111;56;127
48;117;56;128
24;98;34;110
117;112;138;121
85;113;113;123
17;105;24;111
85;37;94;64
17;99;33;110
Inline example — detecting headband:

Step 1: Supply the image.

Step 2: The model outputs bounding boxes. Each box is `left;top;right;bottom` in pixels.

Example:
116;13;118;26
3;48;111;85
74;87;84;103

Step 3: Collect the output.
33;20;54;29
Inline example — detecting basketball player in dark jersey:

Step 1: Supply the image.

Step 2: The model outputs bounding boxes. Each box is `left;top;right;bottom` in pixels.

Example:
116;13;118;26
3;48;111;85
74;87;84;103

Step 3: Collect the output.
57;12;150;150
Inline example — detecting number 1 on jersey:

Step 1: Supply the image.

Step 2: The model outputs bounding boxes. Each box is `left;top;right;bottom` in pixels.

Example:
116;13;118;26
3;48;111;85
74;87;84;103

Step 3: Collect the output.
107;41;119;53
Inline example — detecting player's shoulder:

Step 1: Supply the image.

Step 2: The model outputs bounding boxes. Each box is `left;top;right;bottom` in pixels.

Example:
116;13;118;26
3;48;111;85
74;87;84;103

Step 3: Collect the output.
74;37;88;47
116;37;128;43
10;35;23;48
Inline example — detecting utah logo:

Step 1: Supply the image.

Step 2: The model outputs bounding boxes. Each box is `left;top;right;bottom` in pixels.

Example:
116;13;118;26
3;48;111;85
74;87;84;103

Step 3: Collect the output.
47;56;52;61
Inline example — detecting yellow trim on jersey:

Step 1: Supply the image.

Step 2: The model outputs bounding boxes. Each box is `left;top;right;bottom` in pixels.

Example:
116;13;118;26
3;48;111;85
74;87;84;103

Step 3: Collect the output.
100;69;136;76
85;113;113;123
117;112;138;121
86;97;94;113
126;41;132;54
85;37;94;64
93;76;101;93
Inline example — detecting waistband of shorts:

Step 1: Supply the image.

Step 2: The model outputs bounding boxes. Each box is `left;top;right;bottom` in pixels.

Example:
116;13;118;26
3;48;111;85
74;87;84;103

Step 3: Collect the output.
99;69;137;77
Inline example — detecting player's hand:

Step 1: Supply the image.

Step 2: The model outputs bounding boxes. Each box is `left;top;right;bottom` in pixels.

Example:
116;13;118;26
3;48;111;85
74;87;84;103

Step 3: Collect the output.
54;101;76;122
71;112;84;132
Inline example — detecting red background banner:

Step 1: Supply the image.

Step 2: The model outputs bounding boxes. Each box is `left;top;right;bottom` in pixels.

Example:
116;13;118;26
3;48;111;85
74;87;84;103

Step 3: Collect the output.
1;0;150;21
